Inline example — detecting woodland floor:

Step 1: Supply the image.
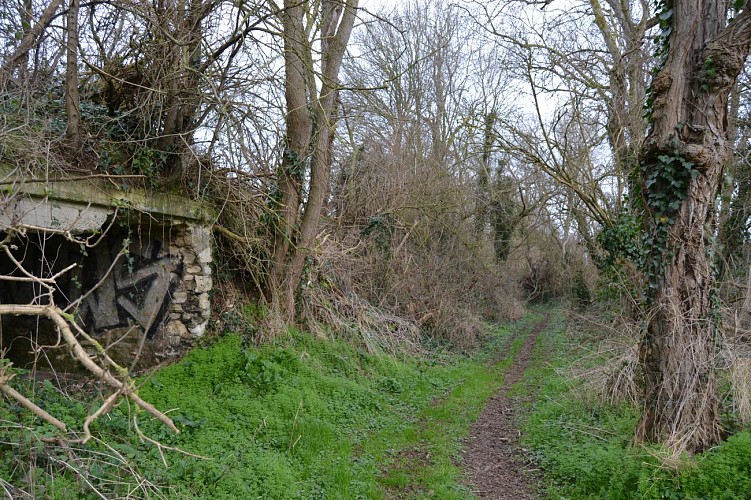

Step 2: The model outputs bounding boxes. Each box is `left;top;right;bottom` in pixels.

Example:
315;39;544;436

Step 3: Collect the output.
460;315;548;499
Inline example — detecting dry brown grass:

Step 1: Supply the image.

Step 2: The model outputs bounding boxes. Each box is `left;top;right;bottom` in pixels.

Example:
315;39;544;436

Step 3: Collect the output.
331;149;528;348
564;309;641;407
296;235;423;355
720;307;751;427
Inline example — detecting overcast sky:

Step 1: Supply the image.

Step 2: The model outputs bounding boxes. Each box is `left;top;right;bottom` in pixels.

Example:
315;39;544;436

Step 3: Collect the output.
363;0;398;14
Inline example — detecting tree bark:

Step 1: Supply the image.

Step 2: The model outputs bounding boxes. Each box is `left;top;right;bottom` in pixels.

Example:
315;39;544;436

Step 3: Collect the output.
638;0;751;453
270;0;358;322
269;0;313;318
65;0;82;151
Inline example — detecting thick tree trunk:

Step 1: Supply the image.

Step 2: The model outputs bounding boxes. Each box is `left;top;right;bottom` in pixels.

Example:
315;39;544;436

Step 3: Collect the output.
638;188;723;451
638;0;751;453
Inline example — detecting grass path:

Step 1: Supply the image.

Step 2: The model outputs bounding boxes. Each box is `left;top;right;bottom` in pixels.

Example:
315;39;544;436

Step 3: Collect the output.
379;310;556;499
460;313;548;499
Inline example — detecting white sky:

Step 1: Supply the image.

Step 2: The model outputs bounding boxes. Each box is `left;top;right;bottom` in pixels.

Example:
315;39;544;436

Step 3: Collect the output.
362;0;400;14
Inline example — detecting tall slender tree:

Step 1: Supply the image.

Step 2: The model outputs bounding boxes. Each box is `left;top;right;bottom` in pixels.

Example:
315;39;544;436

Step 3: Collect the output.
269;0;358;322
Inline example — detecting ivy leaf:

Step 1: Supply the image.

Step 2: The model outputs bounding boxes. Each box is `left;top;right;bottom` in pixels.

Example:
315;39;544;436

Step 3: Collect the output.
735;0;745;10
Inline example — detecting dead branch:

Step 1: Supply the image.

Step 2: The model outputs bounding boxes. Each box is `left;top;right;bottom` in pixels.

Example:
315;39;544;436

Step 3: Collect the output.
0;304;179;437
0;372;67;431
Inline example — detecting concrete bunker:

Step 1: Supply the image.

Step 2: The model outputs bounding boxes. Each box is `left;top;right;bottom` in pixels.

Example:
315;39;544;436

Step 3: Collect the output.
0;179;214;371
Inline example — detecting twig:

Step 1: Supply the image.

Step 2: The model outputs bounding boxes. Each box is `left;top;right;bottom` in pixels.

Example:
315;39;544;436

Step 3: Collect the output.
0;378;67;431
0;262;77;284
79;389;123;444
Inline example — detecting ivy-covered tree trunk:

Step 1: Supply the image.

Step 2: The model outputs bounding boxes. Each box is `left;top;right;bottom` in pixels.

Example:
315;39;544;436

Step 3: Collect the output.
638;0;751;453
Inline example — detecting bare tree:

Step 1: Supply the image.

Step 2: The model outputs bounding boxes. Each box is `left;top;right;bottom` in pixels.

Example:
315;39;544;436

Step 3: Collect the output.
268;0;358;322
478;0;652;251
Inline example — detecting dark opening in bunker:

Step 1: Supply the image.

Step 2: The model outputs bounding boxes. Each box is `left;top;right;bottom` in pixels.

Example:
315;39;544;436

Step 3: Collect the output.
0;221;182;372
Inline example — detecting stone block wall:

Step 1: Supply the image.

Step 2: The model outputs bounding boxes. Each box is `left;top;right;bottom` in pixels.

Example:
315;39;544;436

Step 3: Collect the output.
164;224;213;351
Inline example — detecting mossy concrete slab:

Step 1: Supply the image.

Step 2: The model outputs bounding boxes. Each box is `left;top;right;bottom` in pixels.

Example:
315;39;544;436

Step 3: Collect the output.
2;177;214;223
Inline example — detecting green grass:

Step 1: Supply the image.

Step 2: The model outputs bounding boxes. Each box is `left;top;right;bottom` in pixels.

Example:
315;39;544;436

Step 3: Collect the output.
11;306;751;499
0;311;546;499
518;311;751;500
375;321;536;499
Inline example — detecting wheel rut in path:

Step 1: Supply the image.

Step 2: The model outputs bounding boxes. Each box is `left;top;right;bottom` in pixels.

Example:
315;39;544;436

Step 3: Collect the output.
461;314;548;499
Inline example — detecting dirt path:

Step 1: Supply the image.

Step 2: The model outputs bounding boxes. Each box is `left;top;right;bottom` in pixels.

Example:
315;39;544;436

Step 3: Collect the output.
461;315;548;499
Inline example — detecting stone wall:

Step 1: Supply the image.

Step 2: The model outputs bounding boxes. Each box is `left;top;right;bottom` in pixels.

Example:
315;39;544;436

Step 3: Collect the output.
165;224;213;350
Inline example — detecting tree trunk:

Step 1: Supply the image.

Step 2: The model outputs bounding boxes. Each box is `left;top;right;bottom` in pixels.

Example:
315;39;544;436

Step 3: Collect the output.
638;0;751;453
2;0;63;79
475;112;495;236
155;0;206;180
590;0;649;191
65;0;82;151
270;0;358;323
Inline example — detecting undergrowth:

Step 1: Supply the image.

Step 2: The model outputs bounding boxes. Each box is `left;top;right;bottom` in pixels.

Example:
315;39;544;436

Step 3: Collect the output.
0;311;541;498
520;312;751;499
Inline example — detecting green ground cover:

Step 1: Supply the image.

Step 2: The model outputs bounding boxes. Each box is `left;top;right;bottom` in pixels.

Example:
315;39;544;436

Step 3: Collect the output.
518;312;751;499
0;311;542;499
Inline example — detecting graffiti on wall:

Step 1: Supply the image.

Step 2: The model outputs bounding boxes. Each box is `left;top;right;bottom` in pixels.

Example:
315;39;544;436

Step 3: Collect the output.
75;237;182;338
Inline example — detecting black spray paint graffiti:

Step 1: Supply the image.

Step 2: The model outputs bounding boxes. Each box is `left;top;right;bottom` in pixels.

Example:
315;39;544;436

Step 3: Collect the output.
75;238;182;339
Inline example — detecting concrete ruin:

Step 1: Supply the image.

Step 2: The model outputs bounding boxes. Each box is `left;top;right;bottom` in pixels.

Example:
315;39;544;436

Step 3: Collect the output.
0;178;214;370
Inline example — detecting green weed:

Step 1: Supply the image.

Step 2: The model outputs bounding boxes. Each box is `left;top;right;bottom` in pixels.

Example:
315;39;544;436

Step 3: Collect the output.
0;312;542;498
520;312;751;499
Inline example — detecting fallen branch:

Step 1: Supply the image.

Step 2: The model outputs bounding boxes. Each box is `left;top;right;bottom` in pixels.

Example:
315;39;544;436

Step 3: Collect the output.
0;304;178;439
0;373;67;431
